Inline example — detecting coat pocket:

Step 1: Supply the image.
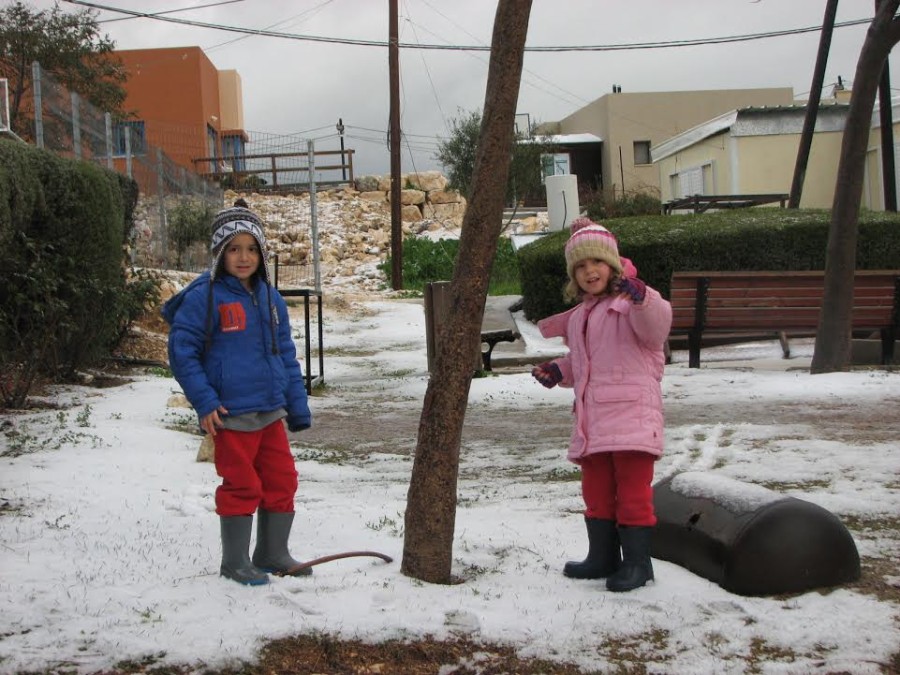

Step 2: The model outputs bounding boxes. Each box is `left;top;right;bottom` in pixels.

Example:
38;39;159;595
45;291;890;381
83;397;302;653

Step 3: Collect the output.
587;384;647;439
589;383;641;406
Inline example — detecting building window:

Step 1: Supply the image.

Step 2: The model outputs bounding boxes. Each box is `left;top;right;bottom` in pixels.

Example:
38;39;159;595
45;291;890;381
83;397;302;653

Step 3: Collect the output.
541;152;570;182
633;140;651;166
112;120;146;156
222;134;246;172
671;163;713;199
206;124;219;173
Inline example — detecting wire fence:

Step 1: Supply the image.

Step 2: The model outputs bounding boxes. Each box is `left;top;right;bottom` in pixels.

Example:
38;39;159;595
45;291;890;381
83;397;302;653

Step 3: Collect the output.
29;62;223;270
19;62;335;287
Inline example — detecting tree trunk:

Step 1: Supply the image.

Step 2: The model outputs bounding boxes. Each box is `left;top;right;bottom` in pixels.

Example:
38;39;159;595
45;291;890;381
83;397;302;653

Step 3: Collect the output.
401;0;532;584
811;1;900;373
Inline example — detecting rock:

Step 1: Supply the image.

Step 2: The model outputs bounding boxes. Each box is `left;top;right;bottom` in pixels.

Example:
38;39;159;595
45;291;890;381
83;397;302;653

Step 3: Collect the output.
354;175;380;192
196;435;214;462
398;189;426;206
401;204;423;222
167;394;192;409
358;191;387;202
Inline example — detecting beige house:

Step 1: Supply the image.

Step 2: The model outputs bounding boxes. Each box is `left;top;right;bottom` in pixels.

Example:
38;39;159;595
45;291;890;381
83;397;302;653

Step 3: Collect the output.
864;98;900;210
652;104;849;210
537;87;794;198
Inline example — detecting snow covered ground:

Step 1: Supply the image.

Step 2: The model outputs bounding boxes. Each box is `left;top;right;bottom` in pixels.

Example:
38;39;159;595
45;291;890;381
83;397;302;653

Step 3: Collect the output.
1;298;898;674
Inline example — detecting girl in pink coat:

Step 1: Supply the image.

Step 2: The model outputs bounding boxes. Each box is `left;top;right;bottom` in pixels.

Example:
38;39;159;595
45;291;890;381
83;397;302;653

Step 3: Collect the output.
532;218;672;592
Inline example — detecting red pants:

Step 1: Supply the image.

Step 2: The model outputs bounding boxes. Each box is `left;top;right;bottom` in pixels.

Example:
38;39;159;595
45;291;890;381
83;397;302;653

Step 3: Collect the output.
213;421;298;516
580;451;656;526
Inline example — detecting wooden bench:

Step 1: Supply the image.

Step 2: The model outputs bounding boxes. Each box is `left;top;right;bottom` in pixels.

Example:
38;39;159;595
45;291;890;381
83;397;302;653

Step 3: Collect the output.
668;270;900;368
480;329;520;371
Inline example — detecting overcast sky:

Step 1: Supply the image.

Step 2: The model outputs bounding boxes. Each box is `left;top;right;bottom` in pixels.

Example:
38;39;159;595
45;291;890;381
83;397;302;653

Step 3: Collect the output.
39;1;900;176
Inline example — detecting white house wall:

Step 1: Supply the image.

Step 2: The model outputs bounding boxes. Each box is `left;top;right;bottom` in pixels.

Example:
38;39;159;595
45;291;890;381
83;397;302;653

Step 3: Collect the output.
657;120;846;209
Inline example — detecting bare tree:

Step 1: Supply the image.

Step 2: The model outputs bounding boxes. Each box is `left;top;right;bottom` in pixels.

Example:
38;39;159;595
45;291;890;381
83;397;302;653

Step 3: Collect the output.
401;0;532;584
812;0;900;373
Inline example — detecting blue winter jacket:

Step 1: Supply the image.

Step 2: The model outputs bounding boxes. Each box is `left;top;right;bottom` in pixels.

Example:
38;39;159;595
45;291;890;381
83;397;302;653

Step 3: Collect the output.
162;271;311;431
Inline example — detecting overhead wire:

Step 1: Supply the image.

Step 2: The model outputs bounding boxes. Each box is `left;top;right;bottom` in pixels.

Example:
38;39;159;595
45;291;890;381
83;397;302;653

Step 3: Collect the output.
416;0;589;109
203;0;336;53
97;0;246;24
398;0;445;174
62;1;874;54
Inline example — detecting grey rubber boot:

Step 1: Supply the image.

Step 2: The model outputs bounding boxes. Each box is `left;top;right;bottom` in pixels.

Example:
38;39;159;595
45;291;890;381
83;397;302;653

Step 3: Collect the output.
220;515;269;586
606;525;654;592
563;517;621;579
252;510;312;577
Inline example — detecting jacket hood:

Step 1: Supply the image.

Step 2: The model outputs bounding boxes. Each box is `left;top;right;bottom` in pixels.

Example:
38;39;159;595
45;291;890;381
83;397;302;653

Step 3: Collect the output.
160;272;211;326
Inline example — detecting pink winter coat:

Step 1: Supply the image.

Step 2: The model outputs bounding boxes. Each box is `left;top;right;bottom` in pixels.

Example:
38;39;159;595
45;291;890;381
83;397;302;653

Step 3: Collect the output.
537;288;672;463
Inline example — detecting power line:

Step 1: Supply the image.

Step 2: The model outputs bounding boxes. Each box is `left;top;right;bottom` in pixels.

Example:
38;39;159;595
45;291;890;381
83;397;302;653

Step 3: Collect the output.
203;0;335;53
63;1;873;53
98;0;246;24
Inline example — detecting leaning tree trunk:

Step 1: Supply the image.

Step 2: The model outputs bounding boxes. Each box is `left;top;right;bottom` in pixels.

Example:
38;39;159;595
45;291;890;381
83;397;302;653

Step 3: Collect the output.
811;0;900;373
401;0;532;584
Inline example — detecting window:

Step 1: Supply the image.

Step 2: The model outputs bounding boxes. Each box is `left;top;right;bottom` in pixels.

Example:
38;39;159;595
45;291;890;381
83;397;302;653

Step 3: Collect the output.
206;124;218;173
222;134;246;172
671;163;713;200
112;120;146;156
633;140;651;166
540;152;570;183
679;167;703;197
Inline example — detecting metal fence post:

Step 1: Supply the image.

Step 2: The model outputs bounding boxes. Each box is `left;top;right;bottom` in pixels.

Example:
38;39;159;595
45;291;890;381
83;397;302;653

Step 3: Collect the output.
71;92;81;158
124;126;132;178
31;61;43;148
104;112;113;169
156;147;168;267
308;139;321;293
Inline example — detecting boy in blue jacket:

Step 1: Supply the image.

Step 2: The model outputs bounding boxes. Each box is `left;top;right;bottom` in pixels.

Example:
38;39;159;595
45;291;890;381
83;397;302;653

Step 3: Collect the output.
163;201;312;586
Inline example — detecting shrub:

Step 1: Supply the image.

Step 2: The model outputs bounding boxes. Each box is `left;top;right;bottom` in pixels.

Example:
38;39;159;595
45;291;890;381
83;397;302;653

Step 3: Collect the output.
379;236;521;295
584;189;662;220
0;139;140;407
517;208;900;321
168;198;216;268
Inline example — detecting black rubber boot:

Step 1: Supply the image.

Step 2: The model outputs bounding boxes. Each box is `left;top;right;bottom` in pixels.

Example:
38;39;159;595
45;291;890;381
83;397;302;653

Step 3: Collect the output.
220;515;269;586
563;517;621;579
252;510;312;577
606;525;654;592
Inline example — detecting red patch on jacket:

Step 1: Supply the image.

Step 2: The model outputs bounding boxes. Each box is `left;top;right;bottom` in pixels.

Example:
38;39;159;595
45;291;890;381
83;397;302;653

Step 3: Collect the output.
218;302;246;332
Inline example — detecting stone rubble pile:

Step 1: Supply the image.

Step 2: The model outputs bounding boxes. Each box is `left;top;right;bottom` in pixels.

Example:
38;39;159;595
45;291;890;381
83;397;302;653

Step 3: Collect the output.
137;170;550;297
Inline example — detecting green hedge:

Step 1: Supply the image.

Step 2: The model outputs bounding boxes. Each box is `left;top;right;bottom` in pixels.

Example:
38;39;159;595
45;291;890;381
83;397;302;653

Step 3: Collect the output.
517;209;900;321
0;138;145;407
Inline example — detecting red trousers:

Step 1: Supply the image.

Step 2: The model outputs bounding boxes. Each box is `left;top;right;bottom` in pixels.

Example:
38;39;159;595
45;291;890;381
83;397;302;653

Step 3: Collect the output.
213;421;298;516
580;450;657;526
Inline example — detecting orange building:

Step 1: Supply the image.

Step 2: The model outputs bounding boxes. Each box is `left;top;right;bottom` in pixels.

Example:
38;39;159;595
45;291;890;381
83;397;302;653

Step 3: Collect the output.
114;46;248;175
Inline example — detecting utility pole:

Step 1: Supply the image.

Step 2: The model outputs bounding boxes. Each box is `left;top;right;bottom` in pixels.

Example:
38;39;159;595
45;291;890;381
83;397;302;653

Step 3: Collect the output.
389;0;402;289
789;0;838;209
336;118;347;181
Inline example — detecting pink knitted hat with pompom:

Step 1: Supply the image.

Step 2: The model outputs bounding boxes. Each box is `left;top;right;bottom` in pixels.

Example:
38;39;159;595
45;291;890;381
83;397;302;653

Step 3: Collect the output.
564;217;623;279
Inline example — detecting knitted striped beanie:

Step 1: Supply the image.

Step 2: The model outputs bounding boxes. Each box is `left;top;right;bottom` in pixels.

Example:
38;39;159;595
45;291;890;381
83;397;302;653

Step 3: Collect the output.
564;217;623;280
209;204;271;284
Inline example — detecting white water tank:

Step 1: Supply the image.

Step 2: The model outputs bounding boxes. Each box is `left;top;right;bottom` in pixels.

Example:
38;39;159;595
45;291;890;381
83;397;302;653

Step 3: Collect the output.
545;174;580;231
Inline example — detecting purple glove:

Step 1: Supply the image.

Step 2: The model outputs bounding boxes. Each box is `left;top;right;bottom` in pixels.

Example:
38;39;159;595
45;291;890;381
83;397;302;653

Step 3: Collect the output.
532;362;563;388
613;276;646;304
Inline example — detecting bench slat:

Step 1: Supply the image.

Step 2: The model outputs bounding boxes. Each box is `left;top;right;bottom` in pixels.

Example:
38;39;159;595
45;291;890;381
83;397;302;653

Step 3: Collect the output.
667;270;900;367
